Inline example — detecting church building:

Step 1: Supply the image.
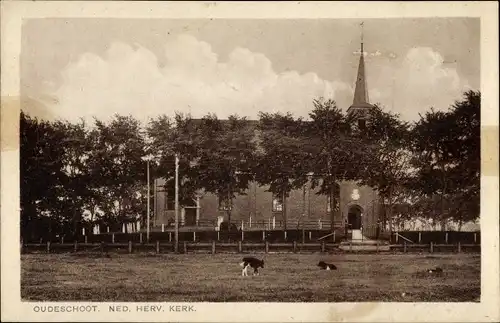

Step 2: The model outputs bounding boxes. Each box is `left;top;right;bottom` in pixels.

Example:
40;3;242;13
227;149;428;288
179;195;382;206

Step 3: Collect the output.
153;38;380;240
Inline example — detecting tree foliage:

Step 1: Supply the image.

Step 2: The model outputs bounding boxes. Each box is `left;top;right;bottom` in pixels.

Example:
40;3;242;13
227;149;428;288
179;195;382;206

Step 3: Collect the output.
19;90;481;239
195;114;257;225
409;90;480;229
255;112;310;229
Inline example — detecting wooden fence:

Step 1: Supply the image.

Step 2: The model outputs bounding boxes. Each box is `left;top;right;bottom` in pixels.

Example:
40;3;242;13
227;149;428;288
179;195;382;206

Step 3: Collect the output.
22;240;480;255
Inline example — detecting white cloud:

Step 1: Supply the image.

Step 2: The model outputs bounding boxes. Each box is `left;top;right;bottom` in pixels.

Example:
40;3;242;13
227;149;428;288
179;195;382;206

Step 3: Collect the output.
50;35;470;125
368;47;470;121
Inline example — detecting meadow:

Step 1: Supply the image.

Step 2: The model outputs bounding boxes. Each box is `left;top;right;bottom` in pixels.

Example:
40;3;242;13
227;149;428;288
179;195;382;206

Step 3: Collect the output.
21;252;480;302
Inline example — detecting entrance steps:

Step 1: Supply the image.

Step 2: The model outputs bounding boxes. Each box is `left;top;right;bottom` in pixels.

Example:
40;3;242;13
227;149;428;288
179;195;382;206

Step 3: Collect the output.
339;239;391;251
339;230;390;251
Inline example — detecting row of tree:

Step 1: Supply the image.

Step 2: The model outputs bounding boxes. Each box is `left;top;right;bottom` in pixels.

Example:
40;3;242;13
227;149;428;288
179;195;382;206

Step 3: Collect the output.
20;90;480;239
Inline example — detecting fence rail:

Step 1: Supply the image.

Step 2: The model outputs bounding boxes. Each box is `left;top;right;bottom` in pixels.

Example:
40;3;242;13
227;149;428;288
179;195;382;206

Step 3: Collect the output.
22;241;480;255
25;229;480;246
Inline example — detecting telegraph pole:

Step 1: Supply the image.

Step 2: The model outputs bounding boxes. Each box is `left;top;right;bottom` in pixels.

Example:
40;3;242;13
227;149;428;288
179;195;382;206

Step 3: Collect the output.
174;153;180;253
147;159;150;242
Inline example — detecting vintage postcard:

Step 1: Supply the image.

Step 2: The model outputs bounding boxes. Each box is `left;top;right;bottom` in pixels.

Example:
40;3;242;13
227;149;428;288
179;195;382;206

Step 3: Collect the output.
1;1;499;322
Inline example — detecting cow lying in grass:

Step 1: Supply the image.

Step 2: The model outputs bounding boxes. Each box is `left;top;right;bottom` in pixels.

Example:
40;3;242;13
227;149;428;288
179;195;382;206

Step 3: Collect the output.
317;261;337;270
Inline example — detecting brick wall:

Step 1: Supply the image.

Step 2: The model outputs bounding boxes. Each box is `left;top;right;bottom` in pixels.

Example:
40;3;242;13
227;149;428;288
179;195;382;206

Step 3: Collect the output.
154;179;344;228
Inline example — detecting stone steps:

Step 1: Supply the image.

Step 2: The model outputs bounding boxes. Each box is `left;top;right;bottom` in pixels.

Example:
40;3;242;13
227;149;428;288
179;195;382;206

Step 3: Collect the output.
338;243;391;251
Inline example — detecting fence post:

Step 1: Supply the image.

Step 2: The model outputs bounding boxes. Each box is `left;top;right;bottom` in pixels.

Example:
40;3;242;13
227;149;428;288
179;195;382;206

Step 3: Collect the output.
238;241;242;253
403;241;407;253
262;231;265;241
445;232;448;244
47;241;51;253
430;242;434;253
293;241;297;253
376;241;379;253
183;241;187;254
284;231;287;241
241;230;244;241
302;229;305;244
212;241;216;254
321;241;326;253
84;235;88;244
333;231;336;243
457;241;461;253
156;241;160;254
74;240;78;252
418;232;422;243
128;241;132;253
309;231;312;240
217;231;220;241
265;241;269;253
395;231;399;243
474;232;477;244
112;233;115;244
140;233;143;244
193;232;196;242
169;232;172;242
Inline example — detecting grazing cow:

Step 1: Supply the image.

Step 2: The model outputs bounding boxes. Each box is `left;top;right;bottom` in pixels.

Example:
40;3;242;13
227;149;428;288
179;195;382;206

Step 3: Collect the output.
317;261;337;271
240;257;264;276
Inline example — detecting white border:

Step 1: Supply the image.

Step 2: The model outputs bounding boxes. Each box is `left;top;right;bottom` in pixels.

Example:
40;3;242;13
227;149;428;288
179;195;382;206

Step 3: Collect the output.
1;1;499;322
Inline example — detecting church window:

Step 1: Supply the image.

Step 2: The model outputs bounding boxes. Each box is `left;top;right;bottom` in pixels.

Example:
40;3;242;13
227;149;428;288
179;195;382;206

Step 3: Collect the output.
218;196;232;211
327;194;340;212
358;119;367;130
272;193;283;212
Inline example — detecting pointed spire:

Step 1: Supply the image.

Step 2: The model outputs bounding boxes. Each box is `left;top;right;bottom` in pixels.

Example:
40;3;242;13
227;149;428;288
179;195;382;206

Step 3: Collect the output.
348;22;373;113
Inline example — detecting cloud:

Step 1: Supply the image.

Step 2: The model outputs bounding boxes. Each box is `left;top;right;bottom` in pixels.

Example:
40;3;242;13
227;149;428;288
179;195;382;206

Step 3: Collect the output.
51;35;352;124
48;35;470;125
368;47;470;121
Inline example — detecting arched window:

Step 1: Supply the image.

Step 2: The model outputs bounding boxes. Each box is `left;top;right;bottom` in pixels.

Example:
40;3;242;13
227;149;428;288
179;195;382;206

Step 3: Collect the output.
272;193;283;212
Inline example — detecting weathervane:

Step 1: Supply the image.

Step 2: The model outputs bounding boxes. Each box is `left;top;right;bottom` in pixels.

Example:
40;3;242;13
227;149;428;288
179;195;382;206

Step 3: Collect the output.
360;21;364;44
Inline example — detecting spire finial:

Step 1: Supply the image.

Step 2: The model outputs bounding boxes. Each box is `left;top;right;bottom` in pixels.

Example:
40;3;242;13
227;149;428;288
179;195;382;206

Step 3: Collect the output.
360;21;364;53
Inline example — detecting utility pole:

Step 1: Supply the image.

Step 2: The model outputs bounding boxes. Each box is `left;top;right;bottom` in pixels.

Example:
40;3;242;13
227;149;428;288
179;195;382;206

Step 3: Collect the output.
174;153;180;253
147;159;150;242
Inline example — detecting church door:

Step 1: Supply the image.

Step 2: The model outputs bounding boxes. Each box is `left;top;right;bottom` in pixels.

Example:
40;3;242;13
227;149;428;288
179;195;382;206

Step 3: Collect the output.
347;205;362;230
184;208;197;226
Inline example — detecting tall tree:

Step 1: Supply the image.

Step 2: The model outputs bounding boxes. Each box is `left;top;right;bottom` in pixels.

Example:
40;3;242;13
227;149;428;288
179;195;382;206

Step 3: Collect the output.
87;115;147;229
357;105;412;231
255;112;310;229
446;90;480;228
51;119;93;237
195;114;257;227
147;113;201;209
20;112;67;240
305;98;365;230
410;90;481;229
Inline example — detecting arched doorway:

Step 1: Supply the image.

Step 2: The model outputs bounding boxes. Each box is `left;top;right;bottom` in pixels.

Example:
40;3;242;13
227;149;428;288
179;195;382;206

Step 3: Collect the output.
347;205;363;230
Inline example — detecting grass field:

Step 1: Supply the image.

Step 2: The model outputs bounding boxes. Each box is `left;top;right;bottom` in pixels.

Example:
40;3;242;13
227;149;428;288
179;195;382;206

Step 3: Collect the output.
21;252;480;302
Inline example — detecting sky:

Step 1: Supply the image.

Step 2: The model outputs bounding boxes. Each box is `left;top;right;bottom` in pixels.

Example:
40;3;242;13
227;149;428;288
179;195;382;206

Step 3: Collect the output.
21;18;480;124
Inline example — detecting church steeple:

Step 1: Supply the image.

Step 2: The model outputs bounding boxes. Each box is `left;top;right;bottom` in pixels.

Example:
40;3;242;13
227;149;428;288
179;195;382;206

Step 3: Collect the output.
352;42;370;106
347;22;374;117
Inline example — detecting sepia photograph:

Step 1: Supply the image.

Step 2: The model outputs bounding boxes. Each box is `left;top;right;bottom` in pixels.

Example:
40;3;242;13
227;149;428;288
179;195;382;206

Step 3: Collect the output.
1;1;499;322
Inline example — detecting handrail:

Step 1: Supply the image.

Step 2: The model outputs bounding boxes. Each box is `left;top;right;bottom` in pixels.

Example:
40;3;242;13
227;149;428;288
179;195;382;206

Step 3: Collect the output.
394;232;415;244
